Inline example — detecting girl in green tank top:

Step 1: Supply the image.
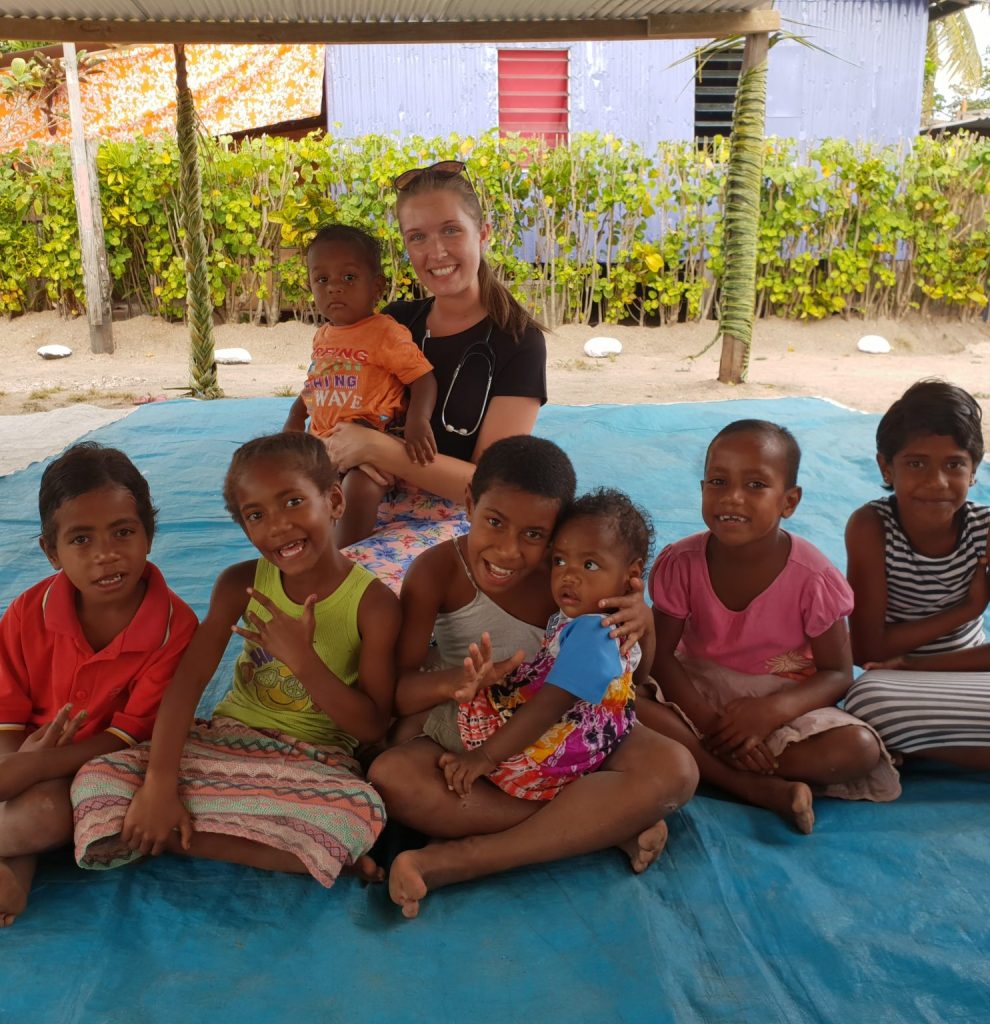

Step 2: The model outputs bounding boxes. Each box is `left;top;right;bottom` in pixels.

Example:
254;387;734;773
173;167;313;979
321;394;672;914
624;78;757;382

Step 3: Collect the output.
79;432;400;887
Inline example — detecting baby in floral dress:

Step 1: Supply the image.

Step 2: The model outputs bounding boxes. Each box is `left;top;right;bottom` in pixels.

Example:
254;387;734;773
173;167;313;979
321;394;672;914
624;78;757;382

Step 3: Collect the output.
438;488;652;801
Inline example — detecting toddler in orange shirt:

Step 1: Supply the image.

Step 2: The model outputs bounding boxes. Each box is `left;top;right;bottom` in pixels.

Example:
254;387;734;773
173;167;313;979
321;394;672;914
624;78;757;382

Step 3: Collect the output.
284;224;437;546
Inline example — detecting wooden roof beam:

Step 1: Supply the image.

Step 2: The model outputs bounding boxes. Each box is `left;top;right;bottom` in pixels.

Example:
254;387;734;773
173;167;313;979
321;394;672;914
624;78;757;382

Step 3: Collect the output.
928;1;977;22
646;10;778;38
0;10;780;47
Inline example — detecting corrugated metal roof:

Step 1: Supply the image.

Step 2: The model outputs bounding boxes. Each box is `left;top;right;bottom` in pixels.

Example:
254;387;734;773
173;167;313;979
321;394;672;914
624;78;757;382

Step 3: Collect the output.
2;1;773;20
0;2;780;45
921;114;990;137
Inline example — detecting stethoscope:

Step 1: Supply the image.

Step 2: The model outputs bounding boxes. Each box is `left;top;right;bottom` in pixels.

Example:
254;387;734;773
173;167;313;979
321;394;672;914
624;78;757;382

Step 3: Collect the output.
415;304;495;437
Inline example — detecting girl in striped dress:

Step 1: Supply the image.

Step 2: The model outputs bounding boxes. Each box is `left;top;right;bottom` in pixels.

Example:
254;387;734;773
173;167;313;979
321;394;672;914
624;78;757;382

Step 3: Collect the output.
845;380;990;766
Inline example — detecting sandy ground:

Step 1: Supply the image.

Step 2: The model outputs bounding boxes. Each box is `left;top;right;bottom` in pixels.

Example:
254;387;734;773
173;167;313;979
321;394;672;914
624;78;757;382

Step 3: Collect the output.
1;309;987;474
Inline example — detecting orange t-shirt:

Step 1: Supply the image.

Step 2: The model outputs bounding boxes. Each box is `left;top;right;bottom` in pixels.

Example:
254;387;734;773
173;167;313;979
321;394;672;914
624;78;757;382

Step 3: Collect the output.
302;313;433;437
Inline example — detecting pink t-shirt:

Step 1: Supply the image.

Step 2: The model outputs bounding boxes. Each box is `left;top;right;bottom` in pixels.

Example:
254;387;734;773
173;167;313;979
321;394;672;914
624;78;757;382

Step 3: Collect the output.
649;531;853;677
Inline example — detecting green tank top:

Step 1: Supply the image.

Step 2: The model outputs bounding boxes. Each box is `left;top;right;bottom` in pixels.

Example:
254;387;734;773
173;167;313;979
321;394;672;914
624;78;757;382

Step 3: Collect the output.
213;558;375;753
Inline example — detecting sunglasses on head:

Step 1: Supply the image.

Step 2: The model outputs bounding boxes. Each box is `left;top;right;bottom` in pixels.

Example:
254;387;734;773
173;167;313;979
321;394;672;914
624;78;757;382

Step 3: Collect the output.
393;160;467;191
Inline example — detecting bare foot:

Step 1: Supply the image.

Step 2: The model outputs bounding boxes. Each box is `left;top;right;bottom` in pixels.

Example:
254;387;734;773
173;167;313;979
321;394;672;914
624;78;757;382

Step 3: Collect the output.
342;854;385;884
388;850;429;919
737;773;815;834
790;786;814;835
619;819;669;874
0;858;29;928
777;781;815;834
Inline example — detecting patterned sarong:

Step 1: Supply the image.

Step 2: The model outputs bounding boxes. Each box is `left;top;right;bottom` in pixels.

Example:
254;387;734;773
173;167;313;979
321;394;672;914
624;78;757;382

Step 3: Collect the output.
71;717;386;887
343;486;469;594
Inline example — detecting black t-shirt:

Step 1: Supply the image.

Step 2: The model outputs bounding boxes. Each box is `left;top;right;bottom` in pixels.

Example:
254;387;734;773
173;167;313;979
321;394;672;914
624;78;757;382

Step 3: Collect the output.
384;298;548;462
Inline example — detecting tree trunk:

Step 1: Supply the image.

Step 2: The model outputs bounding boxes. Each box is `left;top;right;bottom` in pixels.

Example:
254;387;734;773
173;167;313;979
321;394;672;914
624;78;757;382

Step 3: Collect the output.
175;43;222;399
716;31;768;385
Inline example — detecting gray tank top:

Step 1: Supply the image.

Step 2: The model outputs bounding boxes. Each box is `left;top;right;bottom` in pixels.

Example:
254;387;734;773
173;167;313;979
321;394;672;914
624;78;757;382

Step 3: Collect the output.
430;540;547;668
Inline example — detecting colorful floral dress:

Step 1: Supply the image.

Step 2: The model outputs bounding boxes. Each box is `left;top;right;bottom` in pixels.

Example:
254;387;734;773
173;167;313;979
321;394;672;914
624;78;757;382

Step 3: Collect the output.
457;612;638;801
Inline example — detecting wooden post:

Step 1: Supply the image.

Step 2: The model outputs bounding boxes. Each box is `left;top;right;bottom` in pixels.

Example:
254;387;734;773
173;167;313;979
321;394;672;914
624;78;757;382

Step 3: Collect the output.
717;30;769;385
717;331;746;385
63;41;114;354
174;44;222;398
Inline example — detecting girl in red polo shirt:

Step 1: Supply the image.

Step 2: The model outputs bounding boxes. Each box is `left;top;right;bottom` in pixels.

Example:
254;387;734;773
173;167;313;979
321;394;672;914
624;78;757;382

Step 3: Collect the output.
0;443;197;927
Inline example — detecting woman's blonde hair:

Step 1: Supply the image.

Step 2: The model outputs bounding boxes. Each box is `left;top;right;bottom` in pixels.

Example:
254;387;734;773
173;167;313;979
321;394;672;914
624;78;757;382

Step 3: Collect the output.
395;169;544;341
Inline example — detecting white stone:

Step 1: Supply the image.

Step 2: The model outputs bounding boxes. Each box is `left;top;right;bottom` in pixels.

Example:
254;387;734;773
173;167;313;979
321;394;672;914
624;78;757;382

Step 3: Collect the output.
857;335;891;354
215;347;252;364
583;336;623;358
37;344;72;359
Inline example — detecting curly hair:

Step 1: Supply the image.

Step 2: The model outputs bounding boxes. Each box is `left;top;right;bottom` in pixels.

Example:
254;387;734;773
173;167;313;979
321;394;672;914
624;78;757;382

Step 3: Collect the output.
556;487;655;564
469;435;576;509
306;223;382;276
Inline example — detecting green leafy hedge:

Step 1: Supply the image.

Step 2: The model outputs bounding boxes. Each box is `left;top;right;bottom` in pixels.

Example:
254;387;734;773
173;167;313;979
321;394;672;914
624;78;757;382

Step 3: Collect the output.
0;129;987;325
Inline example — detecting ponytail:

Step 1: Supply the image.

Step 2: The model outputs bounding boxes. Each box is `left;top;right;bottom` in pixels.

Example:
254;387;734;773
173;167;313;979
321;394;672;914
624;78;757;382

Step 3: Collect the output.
477;256;544;341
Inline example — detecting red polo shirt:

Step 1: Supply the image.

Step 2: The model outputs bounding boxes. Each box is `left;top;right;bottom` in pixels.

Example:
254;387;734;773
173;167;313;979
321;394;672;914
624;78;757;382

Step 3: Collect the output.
0;562;197;745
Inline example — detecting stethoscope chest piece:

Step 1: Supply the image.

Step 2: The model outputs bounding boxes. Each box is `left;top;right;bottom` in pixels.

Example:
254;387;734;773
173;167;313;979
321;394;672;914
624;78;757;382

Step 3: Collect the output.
421;322;495;437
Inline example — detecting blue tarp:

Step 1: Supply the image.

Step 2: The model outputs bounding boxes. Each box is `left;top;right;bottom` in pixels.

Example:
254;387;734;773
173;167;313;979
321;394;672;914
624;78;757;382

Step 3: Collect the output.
1;397;988;1024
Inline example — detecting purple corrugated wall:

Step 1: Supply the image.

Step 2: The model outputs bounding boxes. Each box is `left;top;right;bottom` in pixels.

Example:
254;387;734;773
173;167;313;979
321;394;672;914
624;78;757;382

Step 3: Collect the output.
324;0;928;145
768;0;928;144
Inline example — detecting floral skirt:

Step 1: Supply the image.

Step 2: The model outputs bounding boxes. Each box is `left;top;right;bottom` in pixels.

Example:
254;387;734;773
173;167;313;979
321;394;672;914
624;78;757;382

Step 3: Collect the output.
343;486;469;594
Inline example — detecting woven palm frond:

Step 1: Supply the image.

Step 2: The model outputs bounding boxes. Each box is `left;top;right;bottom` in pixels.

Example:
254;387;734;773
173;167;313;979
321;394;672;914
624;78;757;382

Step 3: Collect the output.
717;55;767;384
175;44;222;399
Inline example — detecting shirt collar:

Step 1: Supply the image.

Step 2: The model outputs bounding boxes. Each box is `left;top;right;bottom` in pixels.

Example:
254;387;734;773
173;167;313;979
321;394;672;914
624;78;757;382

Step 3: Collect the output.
42;563;172;655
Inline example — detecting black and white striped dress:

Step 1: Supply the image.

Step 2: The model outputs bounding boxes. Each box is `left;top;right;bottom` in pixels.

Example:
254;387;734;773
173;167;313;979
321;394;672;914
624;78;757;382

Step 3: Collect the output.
844;497;990;753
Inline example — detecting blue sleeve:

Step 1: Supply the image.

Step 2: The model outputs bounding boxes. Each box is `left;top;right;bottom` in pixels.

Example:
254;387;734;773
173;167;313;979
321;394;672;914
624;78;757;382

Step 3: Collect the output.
545;616;622;704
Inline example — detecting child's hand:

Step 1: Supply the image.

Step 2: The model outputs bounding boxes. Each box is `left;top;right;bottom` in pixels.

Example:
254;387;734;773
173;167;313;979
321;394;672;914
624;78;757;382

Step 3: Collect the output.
19;703;87;753
704;696;786;760
724;741;778;775
599;577;651;656
403;418;437;466
863;656;914;671
451;632;525;702
357;463;395;488
0;705;88;800
438;748;496;797
966;542;990;617
231;588;318;677
122;780;193;857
